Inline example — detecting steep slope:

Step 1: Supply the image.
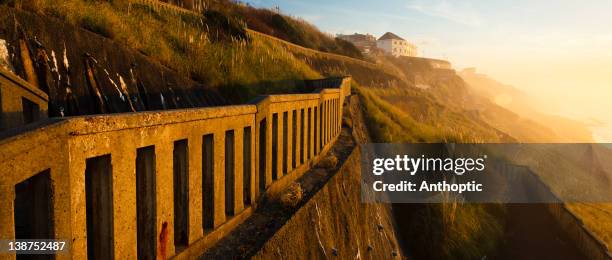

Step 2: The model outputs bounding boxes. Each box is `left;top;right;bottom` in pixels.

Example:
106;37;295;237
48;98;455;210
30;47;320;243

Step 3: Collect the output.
379;56;563;142
1;1;325;111
459;68;593;142
3;1;606;258
218;0;364;59
1;6;226;116
251;35;515;142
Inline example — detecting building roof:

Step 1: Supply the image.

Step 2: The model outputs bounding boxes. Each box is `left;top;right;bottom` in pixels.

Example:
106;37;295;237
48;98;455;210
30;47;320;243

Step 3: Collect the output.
378;32;405;41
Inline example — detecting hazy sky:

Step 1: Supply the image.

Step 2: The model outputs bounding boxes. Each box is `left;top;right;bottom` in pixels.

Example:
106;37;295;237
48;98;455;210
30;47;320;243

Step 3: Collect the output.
247;0;612;141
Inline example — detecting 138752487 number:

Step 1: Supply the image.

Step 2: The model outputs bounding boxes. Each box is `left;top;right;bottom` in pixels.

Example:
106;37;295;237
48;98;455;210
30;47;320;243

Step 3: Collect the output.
0;239;69;254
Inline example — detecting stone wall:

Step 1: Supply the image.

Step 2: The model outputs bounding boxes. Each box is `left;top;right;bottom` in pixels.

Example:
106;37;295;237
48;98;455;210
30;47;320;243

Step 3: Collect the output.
0;77;351;259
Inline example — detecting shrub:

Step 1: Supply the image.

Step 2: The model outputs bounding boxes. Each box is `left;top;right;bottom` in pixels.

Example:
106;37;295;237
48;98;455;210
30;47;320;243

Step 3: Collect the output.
404;203;504;259
203;9;247;42
334;38;363;59
279;183;303;208
228;2;364;60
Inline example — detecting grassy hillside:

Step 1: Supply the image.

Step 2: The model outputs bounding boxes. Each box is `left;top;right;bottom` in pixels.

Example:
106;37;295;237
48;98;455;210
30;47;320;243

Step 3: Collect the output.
7;0;322;103
382;56;575;142
243;24;522;259
215;0;364;60
353;82;507;259
568;203;612;247
1;6;233;115
459;69;593;142
5;0;609;256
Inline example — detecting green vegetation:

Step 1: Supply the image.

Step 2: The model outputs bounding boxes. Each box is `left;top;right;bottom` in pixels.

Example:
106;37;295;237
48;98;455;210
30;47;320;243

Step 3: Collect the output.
352;60;612;257
11;0;322;102
227;2;364;59
7;0;366;103
79;12;115;38
356;84;441;142
13;0;601;256
356;84;504;143
352;65;513;258
568;203;612;247
403;203;505;259
355;83;506;258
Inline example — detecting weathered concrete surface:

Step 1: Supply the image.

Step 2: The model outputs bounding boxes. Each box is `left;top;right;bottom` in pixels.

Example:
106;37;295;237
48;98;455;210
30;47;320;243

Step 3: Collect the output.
65;104;256;260
250;96;401;259
0;68;48;130
0;119;70;260
0;78;350;260
199;95;402;259
251;146;403;259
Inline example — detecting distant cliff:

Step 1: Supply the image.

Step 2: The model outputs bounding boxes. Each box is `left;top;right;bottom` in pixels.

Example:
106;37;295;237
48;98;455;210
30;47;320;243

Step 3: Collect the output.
460;68;593;142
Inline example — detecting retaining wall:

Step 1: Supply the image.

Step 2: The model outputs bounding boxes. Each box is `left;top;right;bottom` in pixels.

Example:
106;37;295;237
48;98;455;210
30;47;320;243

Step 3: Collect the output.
491;162;612;260
0;77;351;260
252;146;403;259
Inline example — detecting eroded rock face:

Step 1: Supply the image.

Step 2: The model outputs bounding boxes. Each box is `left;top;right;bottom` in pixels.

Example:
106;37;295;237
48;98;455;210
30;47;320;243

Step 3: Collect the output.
0;6;226;117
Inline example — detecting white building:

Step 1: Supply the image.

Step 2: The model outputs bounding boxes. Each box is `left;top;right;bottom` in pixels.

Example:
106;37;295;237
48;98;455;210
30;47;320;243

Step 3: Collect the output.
376;32;417;57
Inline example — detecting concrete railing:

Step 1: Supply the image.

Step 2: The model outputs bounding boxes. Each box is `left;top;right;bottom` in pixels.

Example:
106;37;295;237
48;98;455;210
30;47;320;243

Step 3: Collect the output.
0;77;351;260
0;68;48;131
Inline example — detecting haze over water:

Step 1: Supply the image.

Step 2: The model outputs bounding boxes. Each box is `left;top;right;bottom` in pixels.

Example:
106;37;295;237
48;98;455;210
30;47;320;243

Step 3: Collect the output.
248;0;612;142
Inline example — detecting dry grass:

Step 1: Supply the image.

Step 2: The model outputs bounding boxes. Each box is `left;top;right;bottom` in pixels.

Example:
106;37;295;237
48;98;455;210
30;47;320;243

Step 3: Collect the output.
357;78;612;254
403;202;505;259
354;82;505;258
11;0;608;255
232;3;363;59
495;144;612;250
279;182;303;208
11;0;321;102
355;84;499;143
567;203;612;248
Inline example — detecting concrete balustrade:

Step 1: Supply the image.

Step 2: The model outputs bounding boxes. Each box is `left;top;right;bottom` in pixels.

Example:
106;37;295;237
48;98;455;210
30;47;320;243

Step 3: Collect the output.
0;68;48;131
0;77;351;260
